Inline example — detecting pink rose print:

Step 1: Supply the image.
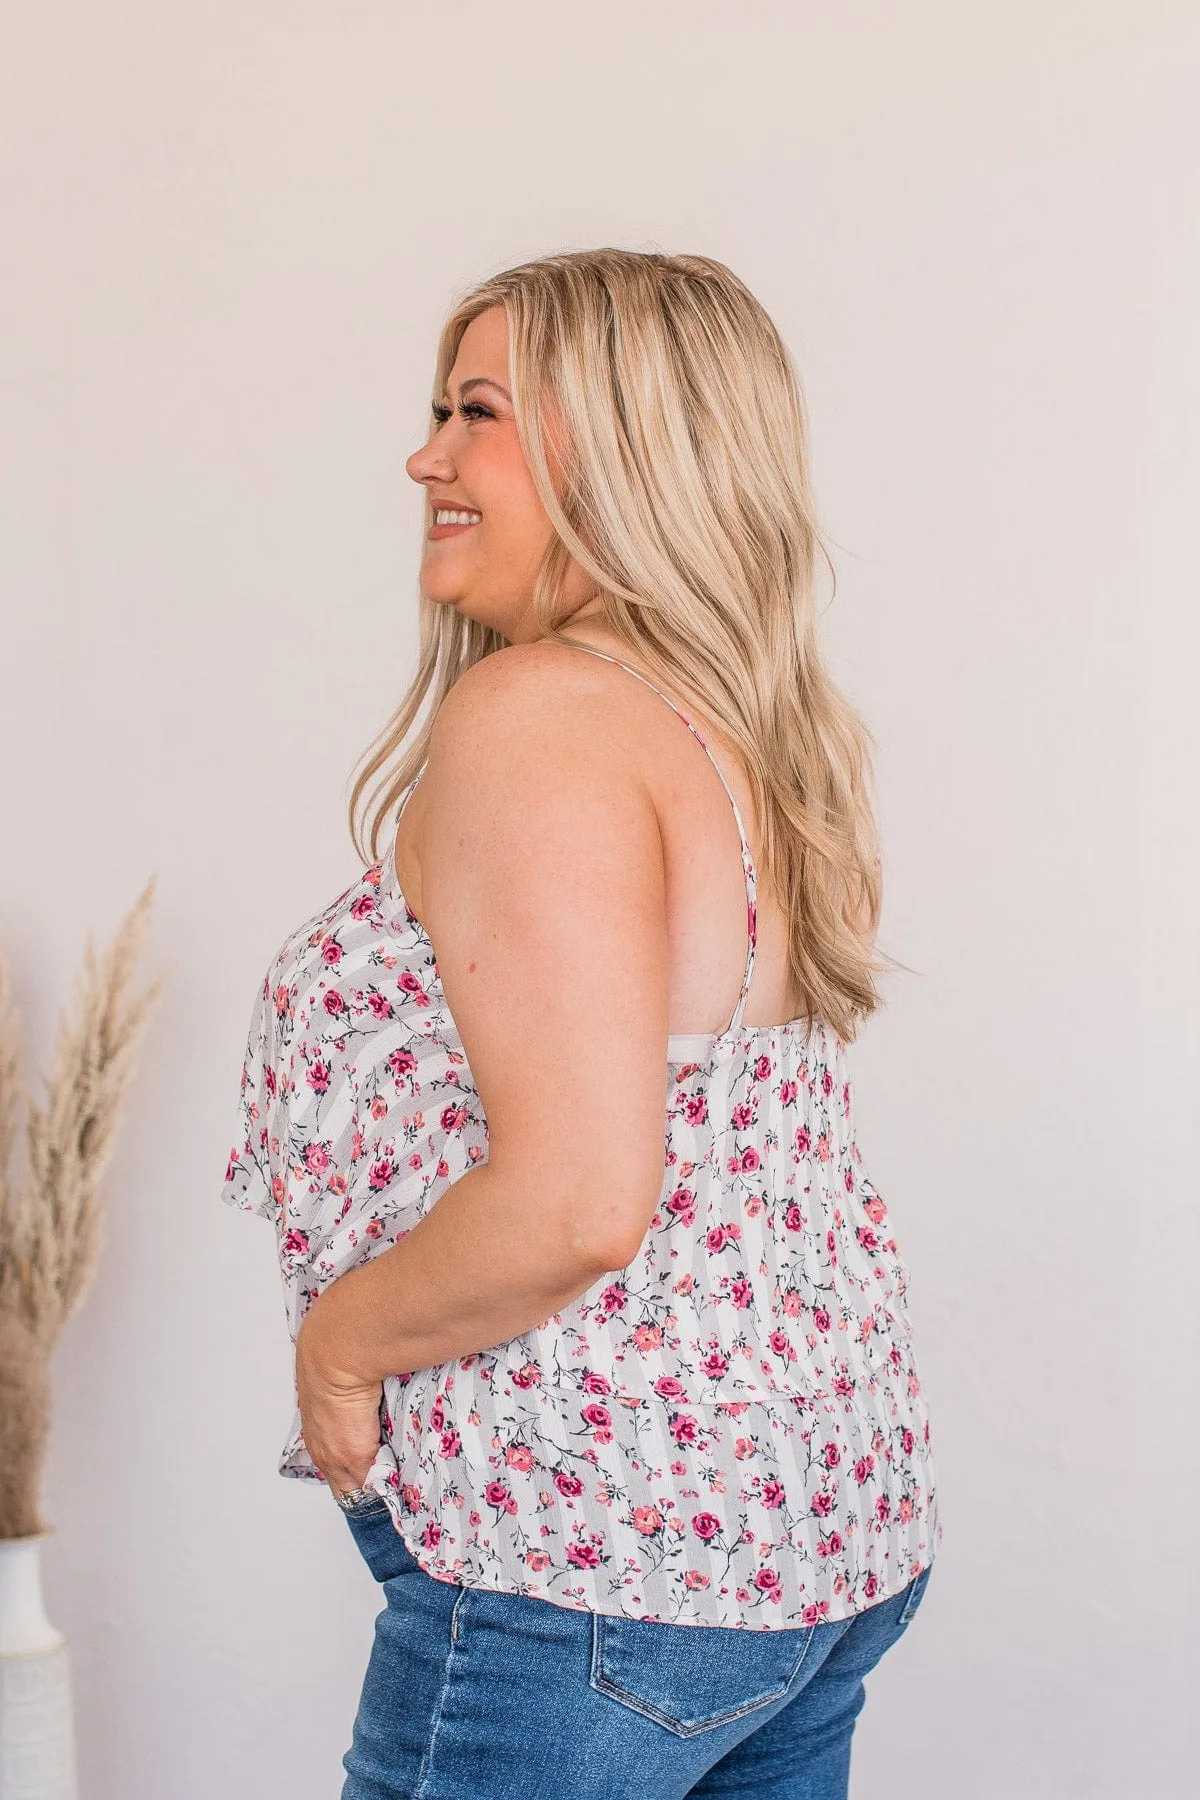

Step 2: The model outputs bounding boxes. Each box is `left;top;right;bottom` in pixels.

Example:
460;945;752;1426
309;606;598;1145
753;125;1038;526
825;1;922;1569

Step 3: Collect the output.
753;1567;782;1600
666;1186;696;1226
306;1056;333;1096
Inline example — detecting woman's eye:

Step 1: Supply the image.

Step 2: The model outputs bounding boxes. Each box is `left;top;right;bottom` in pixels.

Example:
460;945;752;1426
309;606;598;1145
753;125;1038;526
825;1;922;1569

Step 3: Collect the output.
430;400;494;424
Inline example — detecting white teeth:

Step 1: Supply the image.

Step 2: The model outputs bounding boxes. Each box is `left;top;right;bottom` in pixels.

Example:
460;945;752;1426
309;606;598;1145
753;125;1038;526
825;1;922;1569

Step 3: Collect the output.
434;509;481;526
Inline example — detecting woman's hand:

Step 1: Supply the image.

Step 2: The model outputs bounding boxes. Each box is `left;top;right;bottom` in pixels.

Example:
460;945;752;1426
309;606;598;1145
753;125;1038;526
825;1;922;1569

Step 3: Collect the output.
293;1295;384;1499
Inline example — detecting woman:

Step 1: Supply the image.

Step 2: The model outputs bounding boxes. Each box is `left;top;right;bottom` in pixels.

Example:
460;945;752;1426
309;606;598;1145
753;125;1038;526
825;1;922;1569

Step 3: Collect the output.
222;248;942;1799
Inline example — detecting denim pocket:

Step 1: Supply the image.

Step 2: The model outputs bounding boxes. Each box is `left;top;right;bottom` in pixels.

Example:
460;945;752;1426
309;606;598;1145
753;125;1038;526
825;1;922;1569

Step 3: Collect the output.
898;1564;932;1626
589;1612;815;1737
342;1494;427;1586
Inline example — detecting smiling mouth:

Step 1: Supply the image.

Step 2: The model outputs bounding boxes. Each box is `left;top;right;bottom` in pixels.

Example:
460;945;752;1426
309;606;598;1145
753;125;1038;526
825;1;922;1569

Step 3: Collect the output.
428;507;482;541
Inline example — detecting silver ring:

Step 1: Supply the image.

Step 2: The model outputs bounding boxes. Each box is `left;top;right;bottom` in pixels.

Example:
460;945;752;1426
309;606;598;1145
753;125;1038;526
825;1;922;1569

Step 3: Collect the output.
334;1486;373;1512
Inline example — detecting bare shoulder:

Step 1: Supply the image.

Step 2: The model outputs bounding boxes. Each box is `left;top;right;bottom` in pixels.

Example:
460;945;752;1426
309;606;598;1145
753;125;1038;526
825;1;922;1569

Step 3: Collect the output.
397;643;651;920
430;640;636;757
423;643;655;830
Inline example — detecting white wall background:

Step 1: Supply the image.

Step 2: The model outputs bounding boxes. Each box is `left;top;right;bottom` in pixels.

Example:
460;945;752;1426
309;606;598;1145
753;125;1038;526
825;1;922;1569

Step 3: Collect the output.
2;4;1196;1796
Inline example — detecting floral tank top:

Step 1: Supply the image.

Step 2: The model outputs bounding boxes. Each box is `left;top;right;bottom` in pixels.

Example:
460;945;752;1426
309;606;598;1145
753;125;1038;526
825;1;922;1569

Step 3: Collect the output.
221;644;942;1631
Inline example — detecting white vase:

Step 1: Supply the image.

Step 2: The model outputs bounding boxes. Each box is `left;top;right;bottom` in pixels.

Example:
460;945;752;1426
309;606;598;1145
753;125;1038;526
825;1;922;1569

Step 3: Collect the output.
0;1533;77;1800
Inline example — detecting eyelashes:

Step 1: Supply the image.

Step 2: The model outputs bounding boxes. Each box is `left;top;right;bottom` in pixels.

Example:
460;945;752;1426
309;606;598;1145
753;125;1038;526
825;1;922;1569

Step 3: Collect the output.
430;400;494;424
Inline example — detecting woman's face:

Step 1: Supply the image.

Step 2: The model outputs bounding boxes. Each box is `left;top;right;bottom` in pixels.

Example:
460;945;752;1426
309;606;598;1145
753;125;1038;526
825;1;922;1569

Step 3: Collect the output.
405;305;597;642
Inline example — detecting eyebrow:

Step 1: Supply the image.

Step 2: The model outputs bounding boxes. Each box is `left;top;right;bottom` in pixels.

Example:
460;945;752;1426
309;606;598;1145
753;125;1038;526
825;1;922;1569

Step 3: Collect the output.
437;376;512;403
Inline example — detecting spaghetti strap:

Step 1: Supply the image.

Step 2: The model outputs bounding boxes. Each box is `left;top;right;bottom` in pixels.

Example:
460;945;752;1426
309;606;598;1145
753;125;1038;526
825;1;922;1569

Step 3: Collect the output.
556;641;758;1036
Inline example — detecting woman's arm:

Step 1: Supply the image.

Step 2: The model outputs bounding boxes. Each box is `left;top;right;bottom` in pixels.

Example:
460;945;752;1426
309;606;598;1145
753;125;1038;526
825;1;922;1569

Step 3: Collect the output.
295;647;671;1474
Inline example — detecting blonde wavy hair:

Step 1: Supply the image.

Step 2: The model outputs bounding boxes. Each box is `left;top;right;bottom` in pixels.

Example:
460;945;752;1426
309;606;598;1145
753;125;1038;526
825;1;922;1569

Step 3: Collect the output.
349;248;906;1044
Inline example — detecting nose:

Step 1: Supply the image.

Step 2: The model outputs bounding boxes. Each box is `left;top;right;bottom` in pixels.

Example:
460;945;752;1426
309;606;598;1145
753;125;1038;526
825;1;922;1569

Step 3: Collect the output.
406;434;455;487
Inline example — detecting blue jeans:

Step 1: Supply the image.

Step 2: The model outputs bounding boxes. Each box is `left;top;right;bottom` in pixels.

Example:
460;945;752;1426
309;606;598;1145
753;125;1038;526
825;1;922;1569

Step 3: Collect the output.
338;1490;934;1800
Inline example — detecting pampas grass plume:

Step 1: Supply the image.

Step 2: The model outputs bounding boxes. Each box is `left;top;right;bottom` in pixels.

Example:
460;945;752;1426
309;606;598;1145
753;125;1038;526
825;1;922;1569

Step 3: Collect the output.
0;876;167;1538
